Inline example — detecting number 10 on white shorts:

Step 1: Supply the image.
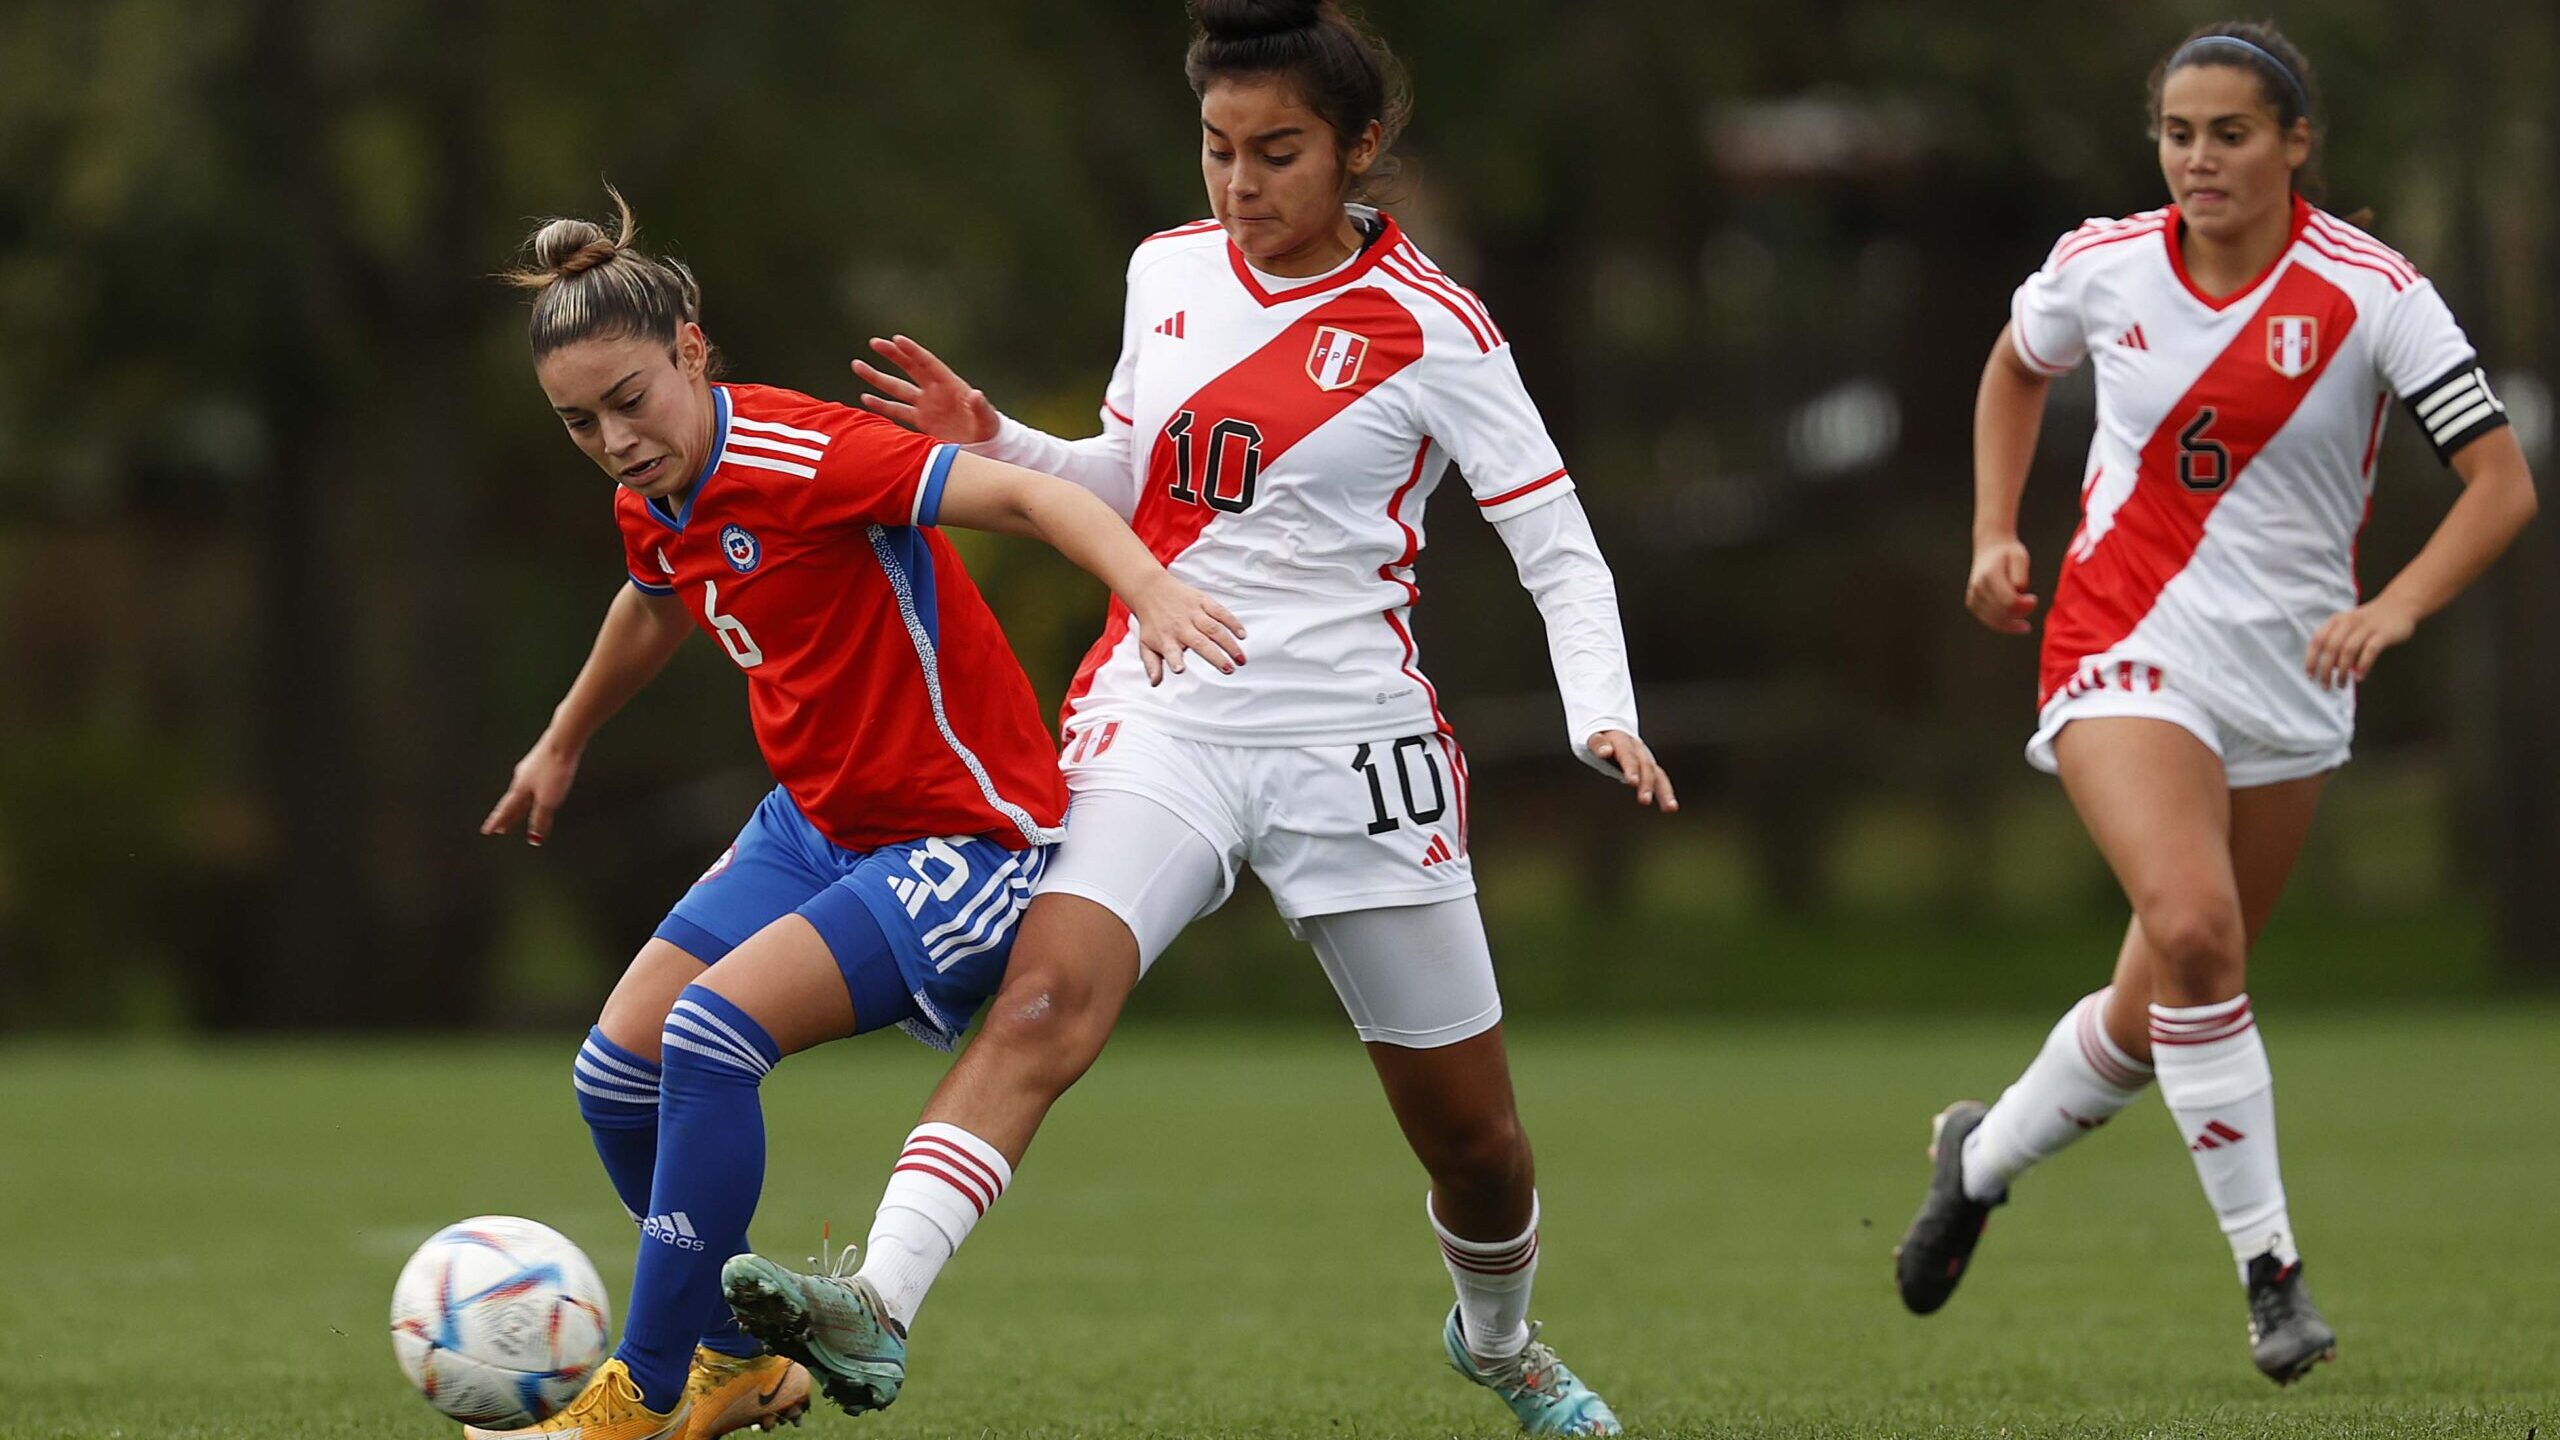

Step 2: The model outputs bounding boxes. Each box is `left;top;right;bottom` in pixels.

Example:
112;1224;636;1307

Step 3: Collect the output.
1057;718;1473;922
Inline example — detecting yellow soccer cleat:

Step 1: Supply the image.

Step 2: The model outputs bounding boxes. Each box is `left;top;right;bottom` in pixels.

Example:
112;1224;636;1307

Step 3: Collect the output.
680;1347;811;1438
462;1359;687;1440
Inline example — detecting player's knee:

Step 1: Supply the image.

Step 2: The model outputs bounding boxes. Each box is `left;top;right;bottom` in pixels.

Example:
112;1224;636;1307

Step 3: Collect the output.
976;961;1114;1087
2140;895;2246;993
591;995;664;1064
1418;1108;1532;1197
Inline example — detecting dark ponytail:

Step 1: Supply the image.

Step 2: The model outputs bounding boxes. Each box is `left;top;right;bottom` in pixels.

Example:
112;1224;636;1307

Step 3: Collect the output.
2147;21;2334;204
1186;0;1411;199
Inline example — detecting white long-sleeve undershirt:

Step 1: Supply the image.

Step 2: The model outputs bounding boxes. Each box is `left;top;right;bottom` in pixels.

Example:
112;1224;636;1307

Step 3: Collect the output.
968;412;1139;518
1490;492;1642;775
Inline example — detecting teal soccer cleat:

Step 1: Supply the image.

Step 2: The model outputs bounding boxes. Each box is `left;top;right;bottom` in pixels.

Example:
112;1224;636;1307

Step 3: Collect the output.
1443;1309;1623;1436
719;1253;905;1418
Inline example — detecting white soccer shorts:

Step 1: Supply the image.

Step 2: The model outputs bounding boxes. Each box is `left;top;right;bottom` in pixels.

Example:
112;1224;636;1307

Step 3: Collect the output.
2027;670;2349;789
1034;718;1499;1048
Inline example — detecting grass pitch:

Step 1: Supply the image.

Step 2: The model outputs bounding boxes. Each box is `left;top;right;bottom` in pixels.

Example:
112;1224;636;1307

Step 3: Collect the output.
2;1010;2554;1438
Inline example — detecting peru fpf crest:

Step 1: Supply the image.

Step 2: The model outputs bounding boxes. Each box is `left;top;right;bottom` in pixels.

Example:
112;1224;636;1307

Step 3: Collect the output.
2266;315;2319;379
1307;326;1371;391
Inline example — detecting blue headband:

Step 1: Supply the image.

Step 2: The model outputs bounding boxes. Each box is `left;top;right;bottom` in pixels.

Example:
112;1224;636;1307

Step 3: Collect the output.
2171;35;2309;116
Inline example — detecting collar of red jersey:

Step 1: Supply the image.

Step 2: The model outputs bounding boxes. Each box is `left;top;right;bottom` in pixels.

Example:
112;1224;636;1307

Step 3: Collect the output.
1226;207;1400;309
642;385;735;533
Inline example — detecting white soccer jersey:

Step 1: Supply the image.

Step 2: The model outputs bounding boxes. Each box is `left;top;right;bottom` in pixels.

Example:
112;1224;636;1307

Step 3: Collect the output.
2012;197;2510;751
978;208;1616;750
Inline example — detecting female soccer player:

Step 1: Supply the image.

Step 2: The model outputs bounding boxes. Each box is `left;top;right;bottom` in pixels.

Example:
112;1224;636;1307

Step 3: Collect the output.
474;192;1242;1440
1892;21;2537;1384
718;4;1668;1435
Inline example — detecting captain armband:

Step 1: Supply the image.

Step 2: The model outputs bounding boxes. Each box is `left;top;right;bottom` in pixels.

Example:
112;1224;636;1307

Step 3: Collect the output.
2403;360;2510;464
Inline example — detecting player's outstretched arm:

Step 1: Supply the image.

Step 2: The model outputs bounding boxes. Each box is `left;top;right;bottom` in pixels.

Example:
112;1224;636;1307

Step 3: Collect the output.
482;585;693;846
1967;325;2054;636
2305;425;2538;688
934;452;1247;686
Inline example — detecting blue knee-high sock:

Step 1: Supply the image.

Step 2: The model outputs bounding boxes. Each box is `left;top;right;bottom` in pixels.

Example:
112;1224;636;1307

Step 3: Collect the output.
617;986;781;1411
573;1028;661;1222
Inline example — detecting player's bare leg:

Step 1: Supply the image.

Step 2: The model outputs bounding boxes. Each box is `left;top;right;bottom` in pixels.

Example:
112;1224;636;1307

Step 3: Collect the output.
2058;718;2336;1381
914;894;1144;1157
1292;897;1615;1433
723;895;1144;1417
1363;1026;1618;1436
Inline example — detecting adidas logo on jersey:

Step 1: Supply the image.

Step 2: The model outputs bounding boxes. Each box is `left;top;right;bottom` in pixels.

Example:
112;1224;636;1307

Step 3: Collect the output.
2114;324;2149;350
642;1211;705;1250
2189;1120;2248;1152
1420;835;1457;869
1155;311;1186;338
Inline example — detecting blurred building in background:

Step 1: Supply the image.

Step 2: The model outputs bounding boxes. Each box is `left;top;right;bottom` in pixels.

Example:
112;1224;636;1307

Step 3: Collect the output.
1;0;2552;1031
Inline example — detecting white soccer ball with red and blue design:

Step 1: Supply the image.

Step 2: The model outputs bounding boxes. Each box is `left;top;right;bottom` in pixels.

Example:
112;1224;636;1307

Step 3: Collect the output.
389;1215;612;1428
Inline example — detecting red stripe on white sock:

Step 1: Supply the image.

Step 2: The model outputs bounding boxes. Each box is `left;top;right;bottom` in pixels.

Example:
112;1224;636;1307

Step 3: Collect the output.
2075;1001;2152;1088
1441;1234;1539;1276
2150;996;2255;1046
905;1135;1005;1200
1444;1232;1538;1265
891;1159;992;1216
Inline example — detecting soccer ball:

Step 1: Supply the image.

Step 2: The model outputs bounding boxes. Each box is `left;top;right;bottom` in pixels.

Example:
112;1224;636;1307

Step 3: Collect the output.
390;1216;612;1428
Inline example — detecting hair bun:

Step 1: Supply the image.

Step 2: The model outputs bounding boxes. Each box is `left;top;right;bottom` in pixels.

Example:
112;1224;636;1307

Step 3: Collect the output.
531;217;617;279
1194;0;1323;42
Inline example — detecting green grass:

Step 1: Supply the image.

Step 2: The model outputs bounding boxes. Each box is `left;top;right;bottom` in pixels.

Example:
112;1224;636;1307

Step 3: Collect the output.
3;1013;2555;1438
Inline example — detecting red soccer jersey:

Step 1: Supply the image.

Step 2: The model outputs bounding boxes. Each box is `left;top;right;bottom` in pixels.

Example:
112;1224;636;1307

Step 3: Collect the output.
615;383;1065;852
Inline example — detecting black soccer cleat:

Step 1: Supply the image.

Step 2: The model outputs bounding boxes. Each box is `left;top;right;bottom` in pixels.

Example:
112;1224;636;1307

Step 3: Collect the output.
1894;1099;2005;1315
2246;1253;2337;1385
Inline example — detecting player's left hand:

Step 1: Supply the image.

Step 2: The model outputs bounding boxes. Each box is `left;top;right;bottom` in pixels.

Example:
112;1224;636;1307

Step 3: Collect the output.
1589;730;1677;812
852;335;1001;444
2304;597;2417;690
1130;575;1248;685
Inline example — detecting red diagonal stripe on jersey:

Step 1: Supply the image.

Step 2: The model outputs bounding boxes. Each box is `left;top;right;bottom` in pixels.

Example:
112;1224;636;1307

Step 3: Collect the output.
2039;263;2356;705
1061;287;1425;727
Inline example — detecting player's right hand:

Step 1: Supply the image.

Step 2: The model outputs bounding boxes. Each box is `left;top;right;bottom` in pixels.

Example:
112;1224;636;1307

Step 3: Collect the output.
1128;575;1248;686
481;740;581;847
852;335;1001;444
1965;536;2039;635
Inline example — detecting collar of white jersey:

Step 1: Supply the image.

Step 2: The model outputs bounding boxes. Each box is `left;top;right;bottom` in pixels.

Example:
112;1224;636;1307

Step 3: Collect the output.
2162;193;2314;314
1226;206;1400;308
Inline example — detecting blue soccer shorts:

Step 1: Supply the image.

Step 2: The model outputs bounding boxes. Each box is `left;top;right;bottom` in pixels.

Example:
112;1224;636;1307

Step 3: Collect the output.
655;786;1049;1050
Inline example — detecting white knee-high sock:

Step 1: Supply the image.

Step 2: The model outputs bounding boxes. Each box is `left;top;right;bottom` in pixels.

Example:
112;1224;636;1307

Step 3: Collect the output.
854;1123;1012;1331
2151;996;2299;1279
1962;988;2155;1202
1430;1191;1538;1367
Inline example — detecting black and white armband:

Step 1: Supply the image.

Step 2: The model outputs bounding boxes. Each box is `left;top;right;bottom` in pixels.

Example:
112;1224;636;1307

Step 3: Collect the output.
2403;360;2510;464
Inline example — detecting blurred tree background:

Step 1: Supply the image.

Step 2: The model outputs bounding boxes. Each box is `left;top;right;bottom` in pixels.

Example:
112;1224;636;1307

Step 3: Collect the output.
0;0;2550;1033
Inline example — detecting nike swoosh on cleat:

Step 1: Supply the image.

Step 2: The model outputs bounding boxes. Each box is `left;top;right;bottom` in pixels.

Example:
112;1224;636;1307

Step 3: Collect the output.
756;1375;789;1406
